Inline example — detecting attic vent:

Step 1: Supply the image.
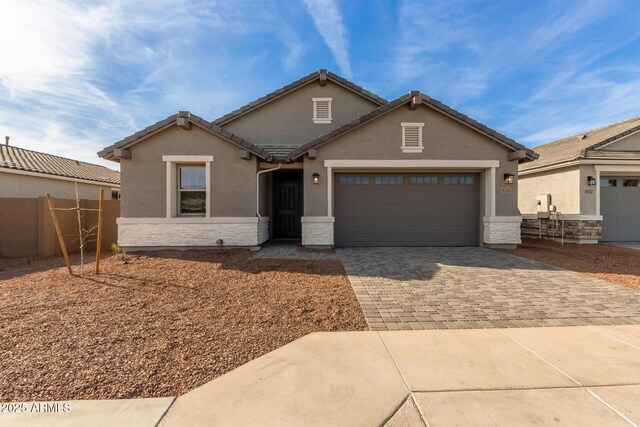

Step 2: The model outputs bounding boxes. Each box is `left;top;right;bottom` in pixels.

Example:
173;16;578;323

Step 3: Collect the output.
401;123;425;153
312;97;332;124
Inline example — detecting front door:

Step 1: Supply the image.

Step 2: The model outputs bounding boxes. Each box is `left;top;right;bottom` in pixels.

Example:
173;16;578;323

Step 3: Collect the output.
273;172;302;239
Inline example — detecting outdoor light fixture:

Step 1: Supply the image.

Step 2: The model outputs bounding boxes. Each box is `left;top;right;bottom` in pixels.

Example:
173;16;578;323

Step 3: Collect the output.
312;173;320;184
503;173;515;185
587;176;597;186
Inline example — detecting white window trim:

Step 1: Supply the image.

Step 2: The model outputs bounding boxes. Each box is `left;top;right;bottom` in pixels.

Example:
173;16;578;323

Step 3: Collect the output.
312;97;332;124
401;122;425;153
162;155;213;218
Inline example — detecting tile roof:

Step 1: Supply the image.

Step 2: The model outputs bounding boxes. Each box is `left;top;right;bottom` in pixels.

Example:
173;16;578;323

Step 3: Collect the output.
99;112;269;160
1;144;120;185
288;92;537;161
520;116;640;171
212;69;387;126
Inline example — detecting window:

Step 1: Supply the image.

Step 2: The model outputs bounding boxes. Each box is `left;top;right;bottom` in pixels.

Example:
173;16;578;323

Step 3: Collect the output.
409;176;438;185
339;175;369;185
401;122;425;153
623;179;640;187
374;176;404;185
178;165;206;215
111;189;121;200
600;179;617;187
312;98;332;123
444;176;473;185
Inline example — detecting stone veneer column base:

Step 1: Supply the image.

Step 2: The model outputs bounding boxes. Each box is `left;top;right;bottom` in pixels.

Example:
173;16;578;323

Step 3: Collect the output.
117;217;264;249
521;218;602;243
301;216;334;246
483;216;522;246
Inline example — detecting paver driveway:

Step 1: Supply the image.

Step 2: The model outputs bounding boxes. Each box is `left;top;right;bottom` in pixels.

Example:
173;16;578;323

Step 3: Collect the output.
338;247;640;331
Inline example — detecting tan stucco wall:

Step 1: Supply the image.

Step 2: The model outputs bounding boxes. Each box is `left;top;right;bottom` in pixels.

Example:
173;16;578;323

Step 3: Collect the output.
0;171;115;200
303;103;520;217
599;132;640;151
224;80;379;148
518;166;581;214
120;125;257;218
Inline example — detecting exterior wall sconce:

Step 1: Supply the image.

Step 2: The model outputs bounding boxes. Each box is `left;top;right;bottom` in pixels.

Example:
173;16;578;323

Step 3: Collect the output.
587;176;596;186
503;173;515;185
312;173;320;184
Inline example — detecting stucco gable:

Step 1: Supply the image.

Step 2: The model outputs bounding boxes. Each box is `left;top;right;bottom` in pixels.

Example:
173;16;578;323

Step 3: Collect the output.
288;92;536;161
212;69;386;126
98;112;268;161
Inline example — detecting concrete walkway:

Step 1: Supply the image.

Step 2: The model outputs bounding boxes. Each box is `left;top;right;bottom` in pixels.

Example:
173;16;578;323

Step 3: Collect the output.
4;326;639;426
338;247;640;330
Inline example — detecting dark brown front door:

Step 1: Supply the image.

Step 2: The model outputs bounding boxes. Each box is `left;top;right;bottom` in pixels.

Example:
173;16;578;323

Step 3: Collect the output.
273;172;302;239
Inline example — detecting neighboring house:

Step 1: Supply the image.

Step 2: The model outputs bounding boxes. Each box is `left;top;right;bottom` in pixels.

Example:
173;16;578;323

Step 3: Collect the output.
519;116;640;243
98;69;537;250
0;141;121;199
0;142;121;257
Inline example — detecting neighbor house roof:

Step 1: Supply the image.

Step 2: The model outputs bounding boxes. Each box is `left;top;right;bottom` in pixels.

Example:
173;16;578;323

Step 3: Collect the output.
1;144;120;185
98;112;270;161
520;116;640;172
212;69;387;126
288;91;538;161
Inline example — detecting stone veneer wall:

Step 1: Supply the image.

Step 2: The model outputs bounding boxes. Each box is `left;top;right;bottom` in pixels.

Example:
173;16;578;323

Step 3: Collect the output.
301;217;334;246
258;218;269;245
521;219;601;243
118;220;261;248
482;221;522;245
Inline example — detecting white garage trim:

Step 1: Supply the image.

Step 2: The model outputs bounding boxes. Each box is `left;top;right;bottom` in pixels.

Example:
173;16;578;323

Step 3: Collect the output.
324;160;500;168
324;159;500;219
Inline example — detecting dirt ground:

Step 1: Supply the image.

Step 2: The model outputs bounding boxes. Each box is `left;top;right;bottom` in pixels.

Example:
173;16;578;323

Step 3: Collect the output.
501;239;640;291
0;250;367;401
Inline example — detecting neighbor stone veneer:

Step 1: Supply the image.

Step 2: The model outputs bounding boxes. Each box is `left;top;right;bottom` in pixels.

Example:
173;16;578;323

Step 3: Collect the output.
522;219;602;243
483;221;522;245
118;220;262;248
302;217;334;246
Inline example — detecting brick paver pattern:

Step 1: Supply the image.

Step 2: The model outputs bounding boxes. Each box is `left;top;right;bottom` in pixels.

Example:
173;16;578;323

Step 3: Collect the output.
254;241;338;260
338;247;640;331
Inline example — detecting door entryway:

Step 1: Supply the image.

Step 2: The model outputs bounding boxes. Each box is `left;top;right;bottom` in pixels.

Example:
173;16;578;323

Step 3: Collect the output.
273;171;302;239
334;173;480;246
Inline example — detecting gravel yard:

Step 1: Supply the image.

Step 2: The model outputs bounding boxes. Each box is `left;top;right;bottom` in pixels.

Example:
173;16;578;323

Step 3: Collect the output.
0;250;367;401
501;239;640;291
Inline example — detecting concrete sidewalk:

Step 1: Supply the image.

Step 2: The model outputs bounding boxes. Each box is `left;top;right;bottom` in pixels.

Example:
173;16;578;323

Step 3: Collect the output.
3;325;639;426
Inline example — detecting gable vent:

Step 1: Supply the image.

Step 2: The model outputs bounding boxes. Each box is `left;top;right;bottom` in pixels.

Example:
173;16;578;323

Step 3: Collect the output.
312;97;332;124
401;122;425;153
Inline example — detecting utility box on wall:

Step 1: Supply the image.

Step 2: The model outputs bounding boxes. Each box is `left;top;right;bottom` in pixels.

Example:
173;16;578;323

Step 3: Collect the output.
536;193;552;215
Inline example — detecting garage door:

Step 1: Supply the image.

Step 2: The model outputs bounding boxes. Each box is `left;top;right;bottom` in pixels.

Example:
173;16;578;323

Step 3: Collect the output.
334;173;480;246
601;176;640;241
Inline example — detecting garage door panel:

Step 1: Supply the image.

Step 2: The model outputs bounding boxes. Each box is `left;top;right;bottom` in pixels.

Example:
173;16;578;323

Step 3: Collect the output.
334;173;480;247
601;176;640;242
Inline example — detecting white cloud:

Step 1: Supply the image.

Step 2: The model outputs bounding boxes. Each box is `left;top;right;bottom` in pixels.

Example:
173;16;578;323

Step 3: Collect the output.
0;0;309;169
303;0;352;78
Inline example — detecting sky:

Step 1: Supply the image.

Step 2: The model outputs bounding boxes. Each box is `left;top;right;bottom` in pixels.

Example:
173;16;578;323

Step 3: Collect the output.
1;0;640;170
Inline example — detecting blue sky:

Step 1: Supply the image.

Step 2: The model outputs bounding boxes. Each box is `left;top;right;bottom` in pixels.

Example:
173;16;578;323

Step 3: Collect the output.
1;0;640;169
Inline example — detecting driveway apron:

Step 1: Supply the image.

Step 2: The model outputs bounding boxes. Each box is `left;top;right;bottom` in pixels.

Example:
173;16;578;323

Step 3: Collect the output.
337;247;640;331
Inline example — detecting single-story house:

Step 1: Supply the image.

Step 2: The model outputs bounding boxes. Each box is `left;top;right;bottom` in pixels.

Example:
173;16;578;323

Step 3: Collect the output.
0;141;121;257
98;69;537;250
0;140;120;199
519;116;640;243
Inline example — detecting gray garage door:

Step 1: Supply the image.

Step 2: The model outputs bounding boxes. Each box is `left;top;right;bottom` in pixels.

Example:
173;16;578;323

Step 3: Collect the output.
334;173;480;246
601;176;640;241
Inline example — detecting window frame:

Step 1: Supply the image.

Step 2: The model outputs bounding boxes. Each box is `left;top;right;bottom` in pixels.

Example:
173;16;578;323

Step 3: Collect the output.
162;155;213;218
401;122;425;153
312;97;333;124
177;164;207;216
